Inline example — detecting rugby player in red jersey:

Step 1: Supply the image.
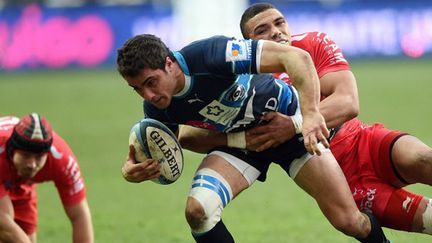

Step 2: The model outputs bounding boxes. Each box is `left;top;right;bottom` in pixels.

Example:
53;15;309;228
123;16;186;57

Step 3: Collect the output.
0;113;93;243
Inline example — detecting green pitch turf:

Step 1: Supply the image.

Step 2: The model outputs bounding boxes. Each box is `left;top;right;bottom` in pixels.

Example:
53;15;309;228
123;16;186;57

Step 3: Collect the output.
0;59;431;242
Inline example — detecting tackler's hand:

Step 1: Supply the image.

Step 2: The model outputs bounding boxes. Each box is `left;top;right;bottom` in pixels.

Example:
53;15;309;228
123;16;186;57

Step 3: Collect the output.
246;112;296;152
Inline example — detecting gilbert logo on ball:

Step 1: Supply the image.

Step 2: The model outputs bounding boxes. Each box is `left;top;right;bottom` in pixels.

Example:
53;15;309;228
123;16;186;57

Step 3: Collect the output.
129;118;184;185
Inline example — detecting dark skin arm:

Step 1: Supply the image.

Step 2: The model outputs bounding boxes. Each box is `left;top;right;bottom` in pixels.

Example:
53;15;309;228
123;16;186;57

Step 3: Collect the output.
247;70;359;151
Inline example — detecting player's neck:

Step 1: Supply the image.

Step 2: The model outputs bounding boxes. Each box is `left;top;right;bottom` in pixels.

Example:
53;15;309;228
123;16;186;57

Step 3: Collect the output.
173;62;186;95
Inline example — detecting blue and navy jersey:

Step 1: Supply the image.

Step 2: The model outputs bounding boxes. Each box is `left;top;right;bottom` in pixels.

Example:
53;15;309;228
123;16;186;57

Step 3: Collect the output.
144;35;298;133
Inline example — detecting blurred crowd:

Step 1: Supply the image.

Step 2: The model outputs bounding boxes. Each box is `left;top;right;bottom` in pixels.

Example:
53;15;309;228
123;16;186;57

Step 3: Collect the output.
0;0;171;8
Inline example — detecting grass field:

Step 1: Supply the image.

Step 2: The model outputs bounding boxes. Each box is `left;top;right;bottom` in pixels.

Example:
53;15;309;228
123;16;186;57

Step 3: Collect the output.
0;59;431;242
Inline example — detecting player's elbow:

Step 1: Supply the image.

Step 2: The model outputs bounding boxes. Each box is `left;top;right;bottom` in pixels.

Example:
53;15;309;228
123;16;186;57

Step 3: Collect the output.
288;48;313;68
178;132;209;154
345;94;359;119
178;126;222;154
178;133;197;151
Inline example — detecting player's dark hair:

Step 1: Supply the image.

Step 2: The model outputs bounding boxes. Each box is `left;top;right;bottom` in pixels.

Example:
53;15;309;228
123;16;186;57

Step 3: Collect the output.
240;3;276;38
116;34;175;78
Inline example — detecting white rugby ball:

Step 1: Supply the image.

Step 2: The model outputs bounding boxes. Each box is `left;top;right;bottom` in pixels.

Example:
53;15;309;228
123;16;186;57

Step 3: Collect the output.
128;118;183;185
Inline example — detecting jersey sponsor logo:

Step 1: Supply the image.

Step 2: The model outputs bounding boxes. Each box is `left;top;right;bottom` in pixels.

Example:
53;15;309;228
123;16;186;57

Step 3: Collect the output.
64;155;84;195
225;84;246;102
226;87;258;132
199;100;240;126
322;35;347;64
225;40;251;62
402;196;413;212
265;97;278;111
355;187;376;214
206;105;224;116
187;94;204;104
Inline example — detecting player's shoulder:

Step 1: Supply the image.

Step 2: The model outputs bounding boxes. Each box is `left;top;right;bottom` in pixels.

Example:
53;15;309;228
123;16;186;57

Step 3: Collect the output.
291;31;341;54
184;35;232;49
183;35;255;53
0;116;19;133
47;132;74;164
291;31;333;43
0;116;19;148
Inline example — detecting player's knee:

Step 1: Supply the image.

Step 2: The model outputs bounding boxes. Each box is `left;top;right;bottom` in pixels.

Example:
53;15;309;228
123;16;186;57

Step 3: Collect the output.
329;212;366;237
421;199;432;234
417;149;432;165
185;197;206;229
186;168;233;234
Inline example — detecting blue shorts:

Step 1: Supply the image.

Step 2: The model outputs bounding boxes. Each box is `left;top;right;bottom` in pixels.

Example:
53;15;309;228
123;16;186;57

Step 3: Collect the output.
210;134;307;181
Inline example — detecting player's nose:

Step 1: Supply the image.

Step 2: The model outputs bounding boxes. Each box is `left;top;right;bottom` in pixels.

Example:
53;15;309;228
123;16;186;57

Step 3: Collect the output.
26;159;37;169
271;26;282;40
140;88;155;101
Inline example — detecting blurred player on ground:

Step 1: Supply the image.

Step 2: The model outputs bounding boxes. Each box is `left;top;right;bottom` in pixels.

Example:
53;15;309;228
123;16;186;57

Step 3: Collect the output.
0;113;94;243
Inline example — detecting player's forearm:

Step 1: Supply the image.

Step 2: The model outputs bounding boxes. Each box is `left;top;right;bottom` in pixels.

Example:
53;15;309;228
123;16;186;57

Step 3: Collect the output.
0;216;31;243
178;126;226;153
260;42;321;113
71;219;93;243
319;93;359;129
287;53;321;116
66;200;94;243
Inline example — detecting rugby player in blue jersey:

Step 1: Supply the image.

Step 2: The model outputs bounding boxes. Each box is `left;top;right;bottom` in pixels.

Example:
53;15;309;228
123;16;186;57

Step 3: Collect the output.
117;34;389;243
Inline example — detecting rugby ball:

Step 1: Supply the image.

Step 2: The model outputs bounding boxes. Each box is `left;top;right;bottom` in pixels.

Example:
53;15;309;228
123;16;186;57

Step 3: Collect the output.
128;118;183;185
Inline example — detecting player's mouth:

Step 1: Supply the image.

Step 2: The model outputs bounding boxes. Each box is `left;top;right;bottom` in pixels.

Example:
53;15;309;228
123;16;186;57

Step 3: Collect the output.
152;96;170;108
19;169;37;179
151;96;163;104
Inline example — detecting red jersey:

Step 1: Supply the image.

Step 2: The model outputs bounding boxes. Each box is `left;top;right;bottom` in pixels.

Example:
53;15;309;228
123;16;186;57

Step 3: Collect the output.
273;31;360;139
0;116;86;207
273;32;422;231
273;31;350;85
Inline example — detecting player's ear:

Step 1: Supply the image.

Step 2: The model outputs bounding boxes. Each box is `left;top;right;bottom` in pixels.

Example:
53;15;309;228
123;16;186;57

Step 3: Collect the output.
166;56;174;66
165;56;173;72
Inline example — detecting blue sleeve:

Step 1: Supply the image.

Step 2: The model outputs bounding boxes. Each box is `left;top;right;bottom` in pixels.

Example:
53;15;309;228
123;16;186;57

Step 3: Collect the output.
174;35;260;76
143;102;179;133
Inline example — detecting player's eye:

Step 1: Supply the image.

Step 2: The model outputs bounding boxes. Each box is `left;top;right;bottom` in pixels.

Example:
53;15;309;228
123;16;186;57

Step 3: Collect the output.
146;79;156;87
35;153;46;160
255;28;267;36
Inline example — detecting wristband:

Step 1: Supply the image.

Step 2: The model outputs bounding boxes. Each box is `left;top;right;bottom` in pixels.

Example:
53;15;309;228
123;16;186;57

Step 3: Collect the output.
227;131;246;149
290;113;303;134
